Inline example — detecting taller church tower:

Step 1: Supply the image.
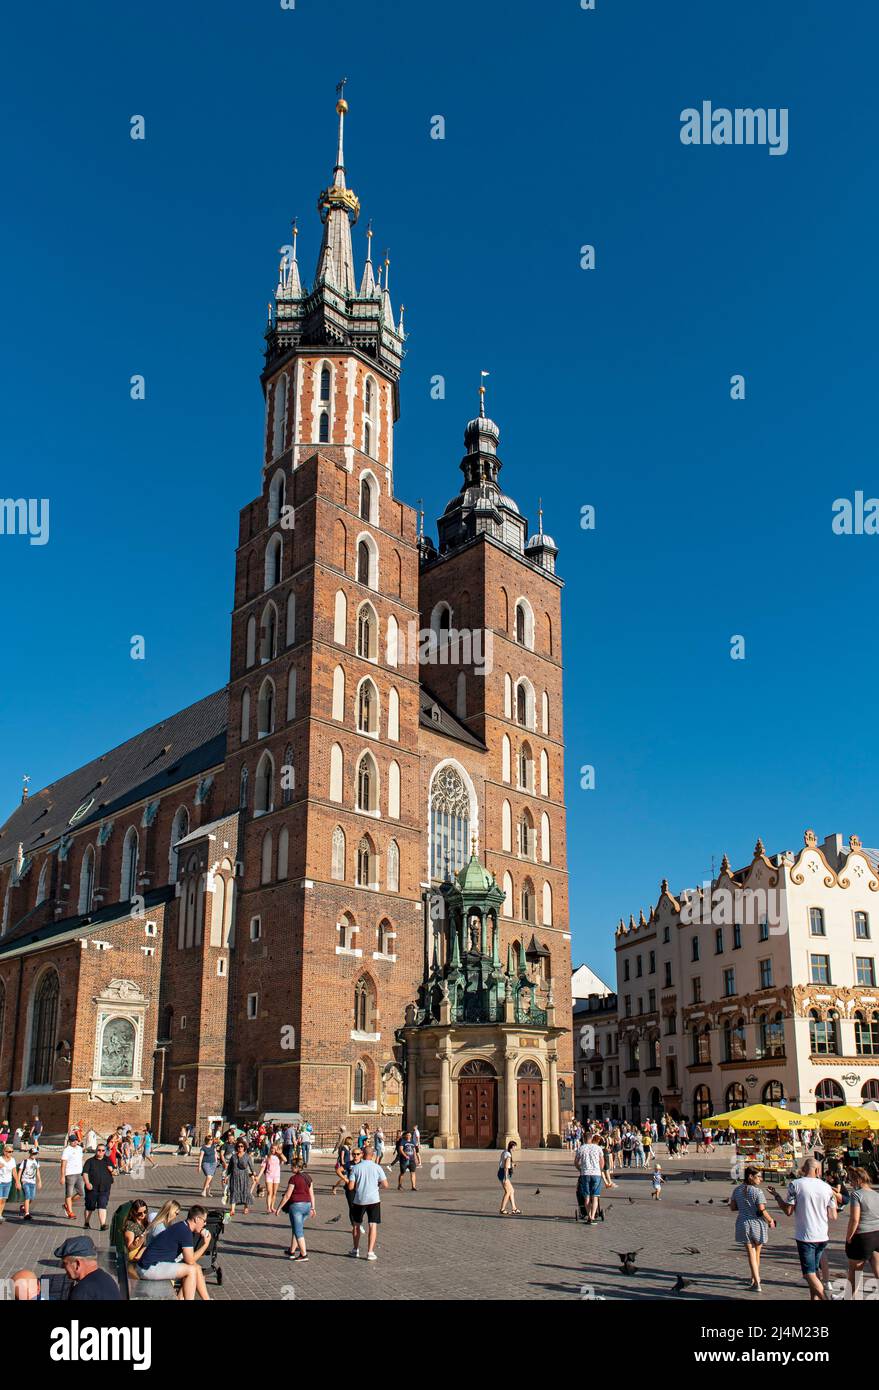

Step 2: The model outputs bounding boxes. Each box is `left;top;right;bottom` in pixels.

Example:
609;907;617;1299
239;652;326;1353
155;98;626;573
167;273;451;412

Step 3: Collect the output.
223;90;423;1129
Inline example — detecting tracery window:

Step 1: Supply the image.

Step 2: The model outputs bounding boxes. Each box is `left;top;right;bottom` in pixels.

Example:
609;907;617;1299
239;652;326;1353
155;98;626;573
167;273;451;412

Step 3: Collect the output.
430;765;471;881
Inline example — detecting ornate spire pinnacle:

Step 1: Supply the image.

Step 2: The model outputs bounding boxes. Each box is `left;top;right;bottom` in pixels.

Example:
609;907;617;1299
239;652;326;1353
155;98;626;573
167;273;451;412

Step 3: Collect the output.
479;369;489;418
398;303;405;336
381;249;393;322
358;219;376;296
315;81;359;294
538;497;544;537
21;774;29;804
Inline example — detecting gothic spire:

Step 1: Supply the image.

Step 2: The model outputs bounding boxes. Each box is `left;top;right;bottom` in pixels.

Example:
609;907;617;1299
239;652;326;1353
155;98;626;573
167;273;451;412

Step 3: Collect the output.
358;219;377;296
315;81;360;295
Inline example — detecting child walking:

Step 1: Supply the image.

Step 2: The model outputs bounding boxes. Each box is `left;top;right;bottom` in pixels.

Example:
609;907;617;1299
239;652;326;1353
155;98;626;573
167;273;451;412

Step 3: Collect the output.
651;1165;665;1200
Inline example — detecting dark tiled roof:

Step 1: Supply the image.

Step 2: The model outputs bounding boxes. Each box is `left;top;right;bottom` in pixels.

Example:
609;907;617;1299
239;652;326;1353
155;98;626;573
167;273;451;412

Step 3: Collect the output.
0;689;228;868
0;886;176;960
419;684;486;750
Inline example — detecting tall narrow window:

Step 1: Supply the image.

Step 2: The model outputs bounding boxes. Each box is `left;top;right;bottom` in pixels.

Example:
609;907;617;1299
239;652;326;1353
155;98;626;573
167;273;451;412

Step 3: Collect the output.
319;411;329;443
320;365;331;401
282;745;294;805
239;765;249;810
331;826;346;881
430;765;471;881
121;828;139;900
357;540;371;586
255;752;274;815
27;971;59;1086
387;839;399;892
78;846;95;914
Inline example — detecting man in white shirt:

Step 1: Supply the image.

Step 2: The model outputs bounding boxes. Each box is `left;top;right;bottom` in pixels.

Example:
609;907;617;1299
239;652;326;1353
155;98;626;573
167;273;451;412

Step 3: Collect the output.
769;1156;838;1299
60;1134;84;1220
574;1132;605;1224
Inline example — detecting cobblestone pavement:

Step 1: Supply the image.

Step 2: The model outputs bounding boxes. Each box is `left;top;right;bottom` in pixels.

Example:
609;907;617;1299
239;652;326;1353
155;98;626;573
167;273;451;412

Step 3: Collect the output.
0;1148;858;1301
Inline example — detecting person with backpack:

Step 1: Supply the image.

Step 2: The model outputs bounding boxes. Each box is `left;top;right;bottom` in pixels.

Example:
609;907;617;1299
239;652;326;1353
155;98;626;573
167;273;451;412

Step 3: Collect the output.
498;1141;520;1215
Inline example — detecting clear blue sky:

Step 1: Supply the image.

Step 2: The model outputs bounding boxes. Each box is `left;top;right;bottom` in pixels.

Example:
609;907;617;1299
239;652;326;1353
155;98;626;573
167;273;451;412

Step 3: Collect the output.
1;1;876;984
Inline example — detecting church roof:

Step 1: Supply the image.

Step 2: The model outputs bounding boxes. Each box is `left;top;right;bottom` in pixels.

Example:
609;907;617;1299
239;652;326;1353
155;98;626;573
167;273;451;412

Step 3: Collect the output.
0;884;176;961
418;684;485;750
0;689;228;867
456;852;495;895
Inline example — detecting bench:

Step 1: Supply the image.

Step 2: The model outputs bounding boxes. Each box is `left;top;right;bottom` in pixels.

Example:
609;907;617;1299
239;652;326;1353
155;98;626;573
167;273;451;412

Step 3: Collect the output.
110;1201;179;1301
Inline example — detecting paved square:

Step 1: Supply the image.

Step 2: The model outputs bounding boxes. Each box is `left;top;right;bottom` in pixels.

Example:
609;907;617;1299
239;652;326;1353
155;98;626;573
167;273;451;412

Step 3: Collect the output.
0;1147;860;1301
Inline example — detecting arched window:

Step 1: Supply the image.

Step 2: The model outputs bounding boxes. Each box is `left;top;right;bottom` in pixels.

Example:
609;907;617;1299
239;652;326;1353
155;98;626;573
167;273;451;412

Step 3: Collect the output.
239;765;249;810
360;473;377;523
539;749;549;796
285;590;296;646
378;918;392;955
542;690;549;735
169;806;190;879
271;374;287;458
282;745;294;805
692;1023;711;1065
693;1085;712;1121
356;752;378;813
363;378;377;459
855;1010;879;1056
387;613;399;667
257;678;275;737
862;1079;879;1102
246;614;257;667
338;913;356;955
357;678;378;734
331;826;346;881
519;808;534;859
121;828;139;900
725;1082;747;1111
387;839;399;892
268;468;285;523
518;742;533;791
356;537;376;588
320;364;331;402
502;871;513;918
78;846;95;914
514;599;533;649
332;665;345;721
516;684;526;725
260;602;278;661
762;1080;785;1104
255;751;274;815
815;1078;845;1110
319;411;330;443
356;836;376;888
542;881;553;925
521;877;536;924
357;603;377;660
264;534;282;590
260;831;273;885
430;764;472;881
501;734;511;784
540;812;551;863
240;688;251;742
501;799;512;853
329;744;343;803
286;668;296;721
364;422;372;457
27;969;60;1086
388;760;400;819
334;590;347;645
36;858;50;906
388;687;400;741
354;976;376;1034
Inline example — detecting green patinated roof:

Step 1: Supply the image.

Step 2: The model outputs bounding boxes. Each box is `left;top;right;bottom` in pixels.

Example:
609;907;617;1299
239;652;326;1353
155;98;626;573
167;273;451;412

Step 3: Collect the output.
455;852;498;896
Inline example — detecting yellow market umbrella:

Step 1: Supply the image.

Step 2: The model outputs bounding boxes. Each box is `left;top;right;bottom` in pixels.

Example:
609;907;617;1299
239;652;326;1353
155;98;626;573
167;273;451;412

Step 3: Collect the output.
706;1104;804;1131
796;1105;879;1132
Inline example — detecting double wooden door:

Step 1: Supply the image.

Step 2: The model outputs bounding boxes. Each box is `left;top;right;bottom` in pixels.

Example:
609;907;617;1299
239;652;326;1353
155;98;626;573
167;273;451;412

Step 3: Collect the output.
459;1078;497;1148
517;1079;543;1148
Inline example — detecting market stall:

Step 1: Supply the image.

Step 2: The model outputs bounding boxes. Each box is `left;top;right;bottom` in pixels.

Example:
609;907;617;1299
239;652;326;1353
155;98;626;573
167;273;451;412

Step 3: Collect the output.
706;1103;805;1181
796;1104;879;1178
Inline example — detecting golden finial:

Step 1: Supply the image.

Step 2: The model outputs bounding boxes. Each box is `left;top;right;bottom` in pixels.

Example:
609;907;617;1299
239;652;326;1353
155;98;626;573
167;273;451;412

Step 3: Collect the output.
335;76;349;114
471;833;478;856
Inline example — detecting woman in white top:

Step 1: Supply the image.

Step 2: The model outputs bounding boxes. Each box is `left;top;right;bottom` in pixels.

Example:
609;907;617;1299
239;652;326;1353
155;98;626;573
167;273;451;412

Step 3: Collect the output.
0;1145;20;1220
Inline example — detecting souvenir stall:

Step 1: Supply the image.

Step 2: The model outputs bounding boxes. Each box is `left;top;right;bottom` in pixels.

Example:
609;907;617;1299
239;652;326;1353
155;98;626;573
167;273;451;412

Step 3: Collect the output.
706;1103;805;1181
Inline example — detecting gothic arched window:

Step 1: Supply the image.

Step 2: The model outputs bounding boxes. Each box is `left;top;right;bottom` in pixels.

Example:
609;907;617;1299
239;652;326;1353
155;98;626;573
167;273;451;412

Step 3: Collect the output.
331;826;345;881
387;839;399;892
78;846;95;914
239;765;249;810
28;969;60;1086
356;753;377;813
121;828;139;901
357;540;371;586
357;679;377;734
354;976;375;1034
255;751;274;815
357;603;376;659
320;365;331;402
356;836;375;888
257;678;275;738
169;806;190;879
430;765;471;882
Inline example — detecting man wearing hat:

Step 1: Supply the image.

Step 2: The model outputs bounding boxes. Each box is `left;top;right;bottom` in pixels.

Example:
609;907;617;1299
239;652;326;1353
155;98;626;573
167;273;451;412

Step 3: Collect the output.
53;1236;120;1301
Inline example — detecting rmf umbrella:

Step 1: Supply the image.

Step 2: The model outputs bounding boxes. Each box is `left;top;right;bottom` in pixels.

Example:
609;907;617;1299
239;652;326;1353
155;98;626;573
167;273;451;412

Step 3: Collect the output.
797;1104;879;1131
705;1103;805;1131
